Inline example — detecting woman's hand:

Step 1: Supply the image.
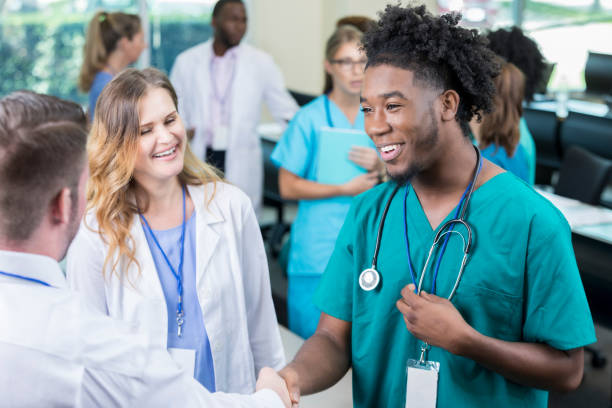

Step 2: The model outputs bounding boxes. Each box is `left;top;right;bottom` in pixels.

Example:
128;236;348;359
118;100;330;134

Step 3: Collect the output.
341;172;379;196
349;146;384;173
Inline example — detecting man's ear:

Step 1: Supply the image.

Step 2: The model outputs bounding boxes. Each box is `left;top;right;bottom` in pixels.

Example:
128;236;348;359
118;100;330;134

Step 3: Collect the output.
50;188;72;226
440;89;460;122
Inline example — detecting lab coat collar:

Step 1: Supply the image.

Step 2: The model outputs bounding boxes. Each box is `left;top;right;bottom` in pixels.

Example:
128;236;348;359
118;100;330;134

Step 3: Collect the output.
0;250;67;288
187;183;225;226
187;183;223;281
209;39;242;60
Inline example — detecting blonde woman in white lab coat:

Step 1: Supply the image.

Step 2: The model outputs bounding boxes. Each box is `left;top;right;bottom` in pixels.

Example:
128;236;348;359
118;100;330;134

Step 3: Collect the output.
67;67;285;395
169;0;298;216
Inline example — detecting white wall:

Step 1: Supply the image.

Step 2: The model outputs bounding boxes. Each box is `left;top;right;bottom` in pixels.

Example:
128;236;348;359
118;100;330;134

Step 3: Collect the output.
249;0;437;95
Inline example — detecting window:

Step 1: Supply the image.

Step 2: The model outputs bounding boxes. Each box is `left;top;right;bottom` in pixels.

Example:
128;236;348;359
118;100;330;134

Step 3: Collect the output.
0;0;215;104
437;0;612;92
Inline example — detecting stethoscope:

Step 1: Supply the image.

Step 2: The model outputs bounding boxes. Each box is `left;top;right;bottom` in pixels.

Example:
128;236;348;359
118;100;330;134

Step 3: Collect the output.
358;145;482;299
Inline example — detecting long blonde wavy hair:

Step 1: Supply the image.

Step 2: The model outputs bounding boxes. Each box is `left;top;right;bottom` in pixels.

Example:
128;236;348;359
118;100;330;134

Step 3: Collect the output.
87;67;222;278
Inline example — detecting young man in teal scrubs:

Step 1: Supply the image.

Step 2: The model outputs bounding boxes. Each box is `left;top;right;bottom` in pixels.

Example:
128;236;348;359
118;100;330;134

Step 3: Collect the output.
278;5;596;408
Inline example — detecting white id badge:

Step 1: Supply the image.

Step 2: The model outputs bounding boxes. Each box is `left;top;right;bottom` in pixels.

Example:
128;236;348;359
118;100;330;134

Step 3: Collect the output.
212;124;229;151
405;359;440;408
168;348;196;377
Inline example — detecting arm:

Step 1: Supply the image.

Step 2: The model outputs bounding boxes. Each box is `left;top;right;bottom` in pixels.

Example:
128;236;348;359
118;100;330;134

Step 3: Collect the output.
262;55;299;125
66;221;108;314
396;284;583;392
240;195;286;372
278;167;378;201
279;313;352;403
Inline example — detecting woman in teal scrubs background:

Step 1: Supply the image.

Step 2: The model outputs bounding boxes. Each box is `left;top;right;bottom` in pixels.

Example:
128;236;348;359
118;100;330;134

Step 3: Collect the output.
271;24;382;338
487;27;549;185
472;60;530;183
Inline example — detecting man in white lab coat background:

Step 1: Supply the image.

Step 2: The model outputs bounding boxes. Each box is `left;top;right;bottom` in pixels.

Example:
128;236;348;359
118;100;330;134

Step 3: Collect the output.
0;90;291;407
170;0;298;216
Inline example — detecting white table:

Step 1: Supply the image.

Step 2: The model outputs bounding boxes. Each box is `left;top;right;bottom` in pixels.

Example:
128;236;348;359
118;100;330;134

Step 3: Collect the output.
537;190;612;245
280;325;353;407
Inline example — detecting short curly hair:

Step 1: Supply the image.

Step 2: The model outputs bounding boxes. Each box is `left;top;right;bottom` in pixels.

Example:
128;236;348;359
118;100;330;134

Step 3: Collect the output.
486;27;546;101
362;5;499;135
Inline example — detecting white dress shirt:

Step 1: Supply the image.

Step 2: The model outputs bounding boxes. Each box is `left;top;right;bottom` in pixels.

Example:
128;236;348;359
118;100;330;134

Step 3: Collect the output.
0;250;284;407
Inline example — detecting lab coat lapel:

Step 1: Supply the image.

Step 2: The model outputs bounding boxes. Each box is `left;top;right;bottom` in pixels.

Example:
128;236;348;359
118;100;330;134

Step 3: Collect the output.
228;44;245;149
188;184;224;288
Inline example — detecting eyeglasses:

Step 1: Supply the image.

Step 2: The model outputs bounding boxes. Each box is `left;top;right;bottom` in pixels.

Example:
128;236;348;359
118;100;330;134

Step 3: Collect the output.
329;58;367;72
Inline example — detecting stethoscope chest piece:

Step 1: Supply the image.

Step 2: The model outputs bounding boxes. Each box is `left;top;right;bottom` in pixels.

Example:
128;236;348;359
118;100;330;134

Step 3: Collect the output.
359;268;380;291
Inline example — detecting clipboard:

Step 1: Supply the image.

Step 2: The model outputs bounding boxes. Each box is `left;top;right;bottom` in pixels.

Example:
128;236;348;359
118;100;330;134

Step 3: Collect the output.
316;127;373;185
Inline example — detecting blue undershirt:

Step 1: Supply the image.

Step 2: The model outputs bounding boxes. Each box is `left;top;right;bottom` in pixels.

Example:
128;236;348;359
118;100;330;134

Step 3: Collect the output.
88;71;113;121
142;211;216;391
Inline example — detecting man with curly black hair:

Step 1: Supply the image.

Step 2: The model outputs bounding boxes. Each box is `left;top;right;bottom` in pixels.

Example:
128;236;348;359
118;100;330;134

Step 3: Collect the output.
278;5;595;408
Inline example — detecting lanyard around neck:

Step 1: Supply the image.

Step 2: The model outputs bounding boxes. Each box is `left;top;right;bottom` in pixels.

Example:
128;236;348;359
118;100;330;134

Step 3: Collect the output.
139;185;187;337
0;270;51;287
403;150;482;295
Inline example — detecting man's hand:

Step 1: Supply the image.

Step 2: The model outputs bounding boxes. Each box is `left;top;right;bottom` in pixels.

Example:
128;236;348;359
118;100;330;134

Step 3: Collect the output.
256;367;292;408
278;366;300;408
396;284;472;354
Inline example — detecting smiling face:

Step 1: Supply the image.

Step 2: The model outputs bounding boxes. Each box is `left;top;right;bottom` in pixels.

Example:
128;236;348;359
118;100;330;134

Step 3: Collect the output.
133;87;186;187
325;41;366;97
361;64;443;184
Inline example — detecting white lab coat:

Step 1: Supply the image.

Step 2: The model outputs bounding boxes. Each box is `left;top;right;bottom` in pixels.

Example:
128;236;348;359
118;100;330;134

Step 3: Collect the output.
170;40;298;215
66;182;285;394
0;250;284;407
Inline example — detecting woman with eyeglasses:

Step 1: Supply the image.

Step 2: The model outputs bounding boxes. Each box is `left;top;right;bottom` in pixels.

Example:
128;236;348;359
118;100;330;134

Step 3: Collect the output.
271;24;383;339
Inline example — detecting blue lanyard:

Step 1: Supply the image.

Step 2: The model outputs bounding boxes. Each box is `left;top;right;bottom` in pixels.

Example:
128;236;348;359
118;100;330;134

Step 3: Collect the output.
403;159;482;295
139;185;187;337
0;270;51;287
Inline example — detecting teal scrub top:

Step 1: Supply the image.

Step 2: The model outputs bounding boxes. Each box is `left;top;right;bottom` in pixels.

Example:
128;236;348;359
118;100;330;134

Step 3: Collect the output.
314;173;596;408
271;95;374;277
519;117;536;185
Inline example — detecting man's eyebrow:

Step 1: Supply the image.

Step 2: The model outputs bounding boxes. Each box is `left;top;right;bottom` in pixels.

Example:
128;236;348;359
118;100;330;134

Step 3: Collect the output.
360;91;407;104
381;91;406;99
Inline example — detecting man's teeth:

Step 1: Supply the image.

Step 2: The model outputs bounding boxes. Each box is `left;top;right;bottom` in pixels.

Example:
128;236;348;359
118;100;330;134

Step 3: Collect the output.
380;144;399;153
153;146;176;158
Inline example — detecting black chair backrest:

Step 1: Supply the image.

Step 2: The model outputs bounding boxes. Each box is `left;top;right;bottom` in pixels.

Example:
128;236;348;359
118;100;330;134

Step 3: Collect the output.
534;62;555;95
560;111;612;161
585;52;612;96
555;146;612;205
289;89;317;107
523;106;561;168
261;137;282;203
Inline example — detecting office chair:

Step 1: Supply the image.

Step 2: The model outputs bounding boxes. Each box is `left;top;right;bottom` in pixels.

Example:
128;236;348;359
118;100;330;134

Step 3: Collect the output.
555;146;612;370
523;106;562;184
584;51;612;97
560;111;612;162
555;146;612;205
260;137;294;259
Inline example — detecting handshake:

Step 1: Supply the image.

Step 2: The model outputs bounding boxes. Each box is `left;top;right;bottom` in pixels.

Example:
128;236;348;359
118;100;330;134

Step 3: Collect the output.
256;367;300;408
